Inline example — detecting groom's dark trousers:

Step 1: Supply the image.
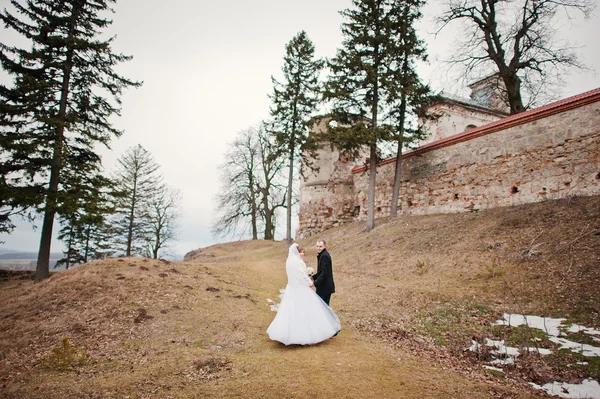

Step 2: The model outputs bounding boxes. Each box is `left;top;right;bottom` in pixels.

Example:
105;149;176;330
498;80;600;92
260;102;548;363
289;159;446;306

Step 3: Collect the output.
317;290;332;305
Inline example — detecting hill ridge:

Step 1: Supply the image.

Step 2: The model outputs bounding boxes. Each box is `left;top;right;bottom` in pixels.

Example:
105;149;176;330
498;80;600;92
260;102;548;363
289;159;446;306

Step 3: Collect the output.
1;195;599;398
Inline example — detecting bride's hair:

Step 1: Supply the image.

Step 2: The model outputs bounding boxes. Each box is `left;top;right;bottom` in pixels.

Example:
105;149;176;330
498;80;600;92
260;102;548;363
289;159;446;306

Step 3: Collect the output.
297;245;305;254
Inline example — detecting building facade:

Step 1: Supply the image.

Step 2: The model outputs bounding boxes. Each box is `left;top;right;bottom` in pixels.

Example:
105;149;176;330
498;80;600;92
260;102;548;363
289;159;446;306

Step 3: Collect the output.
297;87;600;239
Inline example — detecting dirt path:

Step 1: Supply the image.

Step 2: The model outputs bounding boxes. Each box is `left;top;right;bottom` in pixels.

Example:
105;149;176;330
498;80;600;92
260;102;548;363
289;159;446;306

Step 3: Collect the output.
0;240;544;398
189;241;541;399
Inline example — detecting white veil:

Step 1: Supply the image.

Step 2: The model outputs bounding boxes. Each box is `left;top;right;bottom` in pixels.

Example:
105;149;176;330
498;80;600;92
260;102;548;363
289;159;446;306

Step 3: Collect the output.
288;243;301;259
286;243;311;286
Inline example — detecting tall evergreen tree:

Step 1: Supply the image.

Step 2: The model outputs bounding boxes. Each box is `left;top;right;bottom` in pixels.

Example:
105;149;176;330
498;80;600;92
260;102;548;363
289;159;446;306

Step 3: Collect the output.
385;0;437;218
57;209;114;268
56;163;117;268
0;0;140;281
268;31;323;245
325;0;412;231
111;144;162;257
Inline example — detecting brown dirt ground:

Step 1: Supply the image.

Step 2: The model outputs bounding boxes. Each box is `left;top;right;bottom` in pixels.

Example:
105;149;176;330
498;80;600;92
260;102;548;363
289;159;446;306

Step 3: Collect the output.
0;195;598;398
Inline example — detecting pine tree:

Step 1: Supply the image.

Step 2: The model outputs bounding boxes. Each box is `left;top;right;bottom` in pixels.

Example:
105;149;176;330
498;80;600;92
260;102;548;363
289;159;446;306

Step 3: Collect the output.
56;164;117;268
325;0;412;231
268;31;323;245
385;0;437;218
110;145;162;257
0;0;140;280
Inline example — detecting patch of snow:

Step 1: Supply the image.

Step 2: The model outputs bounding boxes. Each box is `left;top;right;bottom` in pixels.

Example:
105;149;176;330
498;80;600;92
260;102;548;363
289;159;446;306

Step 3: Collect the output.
566;325;600;336
468;338;552;366
490;357;515;365
529;379;600;399
496;313;600;358
497;314;600;340
493;314;600;398
549;337;600;357
486;338;521;358
496;313;565;337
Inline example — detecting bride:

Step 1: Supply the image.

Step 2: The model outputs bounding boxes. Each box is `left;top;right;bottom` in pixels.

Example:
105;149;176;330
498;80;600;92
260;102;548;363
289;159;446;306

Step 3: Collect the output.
267;243;341;345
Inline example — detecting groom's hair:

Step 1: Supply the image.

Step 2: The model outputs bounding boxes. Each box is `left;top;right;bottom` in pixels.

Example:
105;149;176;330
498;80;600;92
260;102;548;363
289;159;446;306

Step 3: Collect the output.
317;239;327;246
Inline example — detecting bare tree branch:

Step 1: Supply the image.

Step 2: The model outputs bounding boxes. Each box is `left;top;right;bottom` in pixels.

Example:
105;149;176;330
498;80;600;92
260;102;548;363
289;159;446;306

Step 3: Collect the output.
437;0;594;113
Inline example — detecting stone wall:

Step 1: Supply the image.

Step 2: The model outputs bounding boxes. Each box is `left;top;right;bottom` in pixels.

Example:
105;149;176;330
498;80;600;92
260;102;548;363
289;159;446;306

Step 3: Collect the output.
297;88;600;239
299;120;361;236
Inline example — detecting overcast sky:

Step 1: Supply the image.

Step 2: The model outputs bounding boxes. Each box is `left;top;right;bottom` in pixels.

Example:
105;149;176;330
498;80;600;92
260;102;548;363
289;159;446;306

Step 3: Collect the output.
1;0;599;258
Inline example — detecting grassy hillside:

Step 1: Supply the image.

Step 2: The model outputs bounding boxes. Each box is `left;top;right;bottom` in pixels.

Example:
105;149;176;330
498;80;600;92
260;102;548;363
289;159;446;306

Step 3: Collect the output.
0;195;598;398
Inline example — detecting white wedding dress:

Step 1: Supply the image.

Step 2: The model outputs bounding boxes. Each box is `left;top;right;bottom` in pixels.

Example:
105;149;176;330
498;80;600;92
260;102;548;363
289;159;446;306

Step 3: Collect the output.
267;244;341;345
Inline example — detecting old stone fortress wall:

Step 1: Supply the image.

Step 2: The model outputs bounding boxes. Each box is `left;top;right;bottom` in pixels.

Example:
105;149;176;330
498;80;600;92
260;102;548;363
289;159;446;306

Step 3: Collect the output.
297;78;600;239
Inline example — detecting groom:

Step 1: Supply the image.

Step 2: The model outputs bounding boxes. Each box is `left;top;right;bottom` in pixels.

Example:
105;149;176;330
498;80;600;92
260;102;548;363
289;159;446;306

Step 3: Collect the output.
313;239;335;305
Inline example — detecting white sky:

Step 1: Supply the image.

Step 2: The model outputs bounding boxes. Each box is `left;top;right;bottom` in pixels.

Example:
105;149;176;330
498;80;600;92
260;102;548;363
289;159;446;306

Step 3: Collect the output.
1;0;599;258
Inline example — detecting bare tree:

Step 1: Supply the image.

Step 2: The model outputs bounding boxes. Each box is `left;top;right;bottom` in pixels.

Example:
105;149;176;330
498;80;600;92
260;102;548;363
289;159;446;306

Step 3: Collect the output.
256;124;287;240
212;126;262;240
437;0;594;114
144;185;181;259
212;124;286;241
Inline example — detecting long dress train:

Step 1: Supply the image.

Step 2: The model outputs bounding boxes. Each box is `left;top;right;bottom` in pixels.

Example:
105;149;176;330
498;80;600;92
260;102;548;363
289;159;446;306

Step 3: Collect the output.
267;244;341;345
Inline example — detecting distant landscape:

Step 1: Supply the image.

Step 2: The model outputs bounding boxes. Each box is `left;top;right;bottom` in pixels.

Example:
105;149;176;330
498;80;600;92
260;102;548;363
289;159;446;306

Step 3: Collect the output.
0;249;64;271
0;248;184;270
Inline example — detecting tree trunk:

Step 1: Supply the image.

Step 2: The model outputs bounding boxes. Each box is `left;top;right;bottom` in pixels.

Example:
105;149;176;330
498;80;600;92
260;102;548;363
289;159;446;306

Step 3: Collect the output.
390;88;407;218
84;226;90;263
503;74;525;114
249;174;258;240
65;224;74;270
285;133;295;245
366;25;380;232
366;144;377;231
263;187;274;240
126;180;137;256
390;149;403;218
153;222;161;259
36;4;79;281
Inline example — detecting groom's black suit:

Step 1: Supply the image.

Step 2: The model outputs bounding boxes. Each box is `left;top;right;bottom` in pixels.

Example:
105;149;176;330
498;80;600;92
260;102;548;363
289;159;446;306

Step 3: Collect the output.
314;249;335;305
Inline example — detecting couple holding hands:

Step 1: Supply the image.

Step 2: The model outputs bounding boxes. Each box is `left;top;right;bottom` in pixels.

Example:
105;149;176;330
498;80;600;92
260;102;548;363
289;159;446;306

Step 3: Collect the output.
267;240;340;346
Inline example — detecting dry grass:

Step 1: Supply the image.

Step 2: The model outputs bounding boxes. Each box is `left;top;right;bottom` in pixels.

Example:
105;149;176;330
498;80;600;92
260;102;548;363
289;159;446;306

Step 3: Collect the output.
0;195;599;398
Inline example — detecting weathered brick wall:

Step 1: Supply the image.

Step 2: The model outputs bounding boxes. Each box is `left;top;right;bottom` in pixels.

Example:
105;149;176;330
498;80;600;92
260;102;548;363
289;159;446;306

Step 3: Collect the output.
298;145;358;238
297;91;600;238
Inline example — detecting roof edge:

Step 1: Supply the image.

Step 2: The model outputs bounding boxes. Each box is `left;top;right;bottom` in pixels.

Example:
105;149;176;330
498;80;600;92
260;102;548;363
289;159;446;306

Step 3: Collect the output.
352;87;600;174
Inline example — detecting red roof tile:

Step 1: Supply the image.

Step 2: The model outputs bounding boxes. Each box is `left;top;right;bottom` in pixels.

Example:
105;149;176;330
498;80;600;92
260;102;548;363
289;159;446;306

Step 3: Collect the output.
352;87;600;173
